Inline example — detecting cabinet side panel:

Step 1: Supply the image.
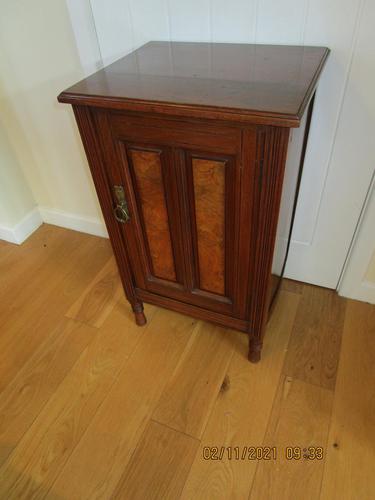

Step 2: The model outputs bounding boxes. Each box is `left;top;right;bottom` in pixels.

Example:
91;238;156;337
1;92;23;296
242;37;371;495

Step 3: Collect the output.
247;126;290;356
130;148;176;281
271;111;307;291
192;158;226;295
271;94;314;301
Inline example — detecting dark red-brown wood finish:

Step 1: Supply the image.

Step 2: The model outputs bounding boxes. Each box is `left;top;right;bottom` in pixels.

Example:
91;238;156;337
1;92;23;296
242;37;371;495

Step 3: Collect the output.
59;41;329;362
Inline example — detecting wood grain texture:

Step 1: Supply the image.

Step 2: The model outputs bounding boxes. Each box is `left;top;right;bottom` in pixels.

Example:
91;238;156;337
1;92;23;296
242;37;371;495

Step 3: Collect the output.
0;228;111;393
128;148;176;281
181;291;299;500
0;318;95;467
283;285;346;390
58;41;330;127
248;126;290;360
0;224;61;305
234;127;257;320
281;278;303;294
130;148;176;281
50;309;198;500
192;158;226;295
320;300;375;500
0;301;152;500
153;322;236;438
250;376;333;500
0;226;373;500
112;421;199;500
111;113;241;155
0;226;101;327
136;287;248;332
66;256;122;327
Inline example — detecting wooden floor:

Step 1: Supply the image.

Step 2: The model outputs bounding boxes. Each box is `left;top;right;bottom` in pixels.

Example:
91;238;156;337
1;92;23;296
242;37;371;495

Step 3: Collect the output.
0;224;374;500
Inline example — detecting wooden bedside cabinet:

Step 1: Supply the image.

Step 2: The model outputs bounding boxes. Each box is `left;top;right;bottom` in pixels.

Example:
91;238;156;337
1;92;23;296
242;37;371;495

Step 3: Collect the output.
58;41;329;362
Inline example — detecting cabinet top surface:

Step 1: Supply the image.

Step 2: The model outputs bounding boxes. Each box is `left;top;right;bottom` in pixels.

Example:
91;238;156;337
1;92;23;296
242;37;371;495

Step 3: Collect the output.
58;41;329;127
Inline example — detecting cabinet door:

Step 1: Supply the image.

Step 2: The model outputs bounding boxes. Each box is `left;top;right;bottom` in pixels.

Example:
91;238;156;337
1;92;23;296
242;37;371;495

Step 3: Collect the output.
115;140;186;298
99;111;252;318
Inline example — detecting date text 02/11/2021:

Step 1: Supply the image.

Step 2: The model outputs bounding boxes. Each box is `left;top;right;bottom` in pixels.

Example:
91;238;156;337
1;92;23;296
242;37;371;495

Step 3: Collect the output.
202;446;324;461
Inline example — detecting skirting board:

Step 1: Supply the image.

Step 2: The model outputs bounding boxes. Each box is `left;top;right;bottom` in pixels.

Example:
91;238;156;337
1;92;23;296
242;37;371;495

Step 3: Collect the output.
0;207;43;244
0;207;108;245
39;207;108;238
338;173;375;305
339;281;375;305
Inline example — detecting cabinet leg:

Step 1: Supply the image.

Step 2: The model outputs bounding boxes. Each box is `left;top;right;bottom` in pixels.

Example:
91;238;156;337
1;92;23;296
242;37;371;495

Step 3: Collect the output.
133;302;147;326
248;337;262;363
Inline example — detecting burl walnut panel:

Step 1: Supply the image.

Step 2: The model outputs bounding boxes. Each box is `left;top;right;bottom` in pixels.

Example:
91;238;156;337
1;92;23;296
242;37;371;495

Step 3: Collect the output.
191;158;226;296
128;148;176;282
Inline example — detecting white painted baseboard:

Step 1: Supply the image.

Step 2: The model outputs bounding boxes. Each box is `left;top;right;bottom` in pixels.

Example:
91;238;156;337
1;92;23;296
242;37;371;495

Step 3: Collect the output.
0;207;43;244
339;281;375;305
39;206;108;238
338;174;375;304
0;206;108;245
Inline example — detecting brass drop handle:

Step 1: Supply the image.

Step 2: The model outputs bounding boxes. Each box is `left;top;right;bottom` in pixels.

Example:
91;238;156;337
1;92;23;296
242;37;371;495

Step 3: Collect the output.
113;185;130;224
114;203;130;223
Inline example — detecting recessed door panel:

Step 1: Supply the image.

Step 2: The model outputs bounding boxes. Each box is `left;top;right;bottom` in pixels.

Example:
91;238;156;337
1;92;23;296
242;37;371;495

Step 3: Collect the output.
185;151;237;311
129;148;176;282
192;157;226;295
112;138;186;298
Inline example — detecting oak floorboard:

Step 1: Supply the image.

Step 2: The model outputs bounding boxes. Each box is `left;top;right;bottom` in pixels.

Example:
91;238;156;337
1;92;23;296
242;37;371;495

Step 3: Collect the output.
0;318;96;467
65;256;122;327
153;321;237;439
0;301;153;500
0;225;373;500
112;420;199;500
49;310;198;500
180;291;299;500
280;278;303;294
320;300;375;500
0;231;111;393
0;226;69;326
249;376;333;500
0;224;62;303
0;226;110;321
283;284;346;390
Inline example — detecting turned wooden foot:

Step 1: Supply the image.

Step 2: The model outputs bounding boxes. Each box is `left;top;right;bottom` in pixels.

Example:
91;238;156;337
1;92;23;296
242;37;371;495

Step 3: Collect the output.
133;303;147;326
248;338;262;363
134;311;147;326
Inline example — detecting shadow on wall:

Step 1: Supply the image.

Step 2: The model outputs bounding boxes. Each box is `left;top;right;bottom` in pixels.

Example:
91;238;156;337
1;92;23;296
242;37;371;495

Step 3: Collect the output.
0;119;36;228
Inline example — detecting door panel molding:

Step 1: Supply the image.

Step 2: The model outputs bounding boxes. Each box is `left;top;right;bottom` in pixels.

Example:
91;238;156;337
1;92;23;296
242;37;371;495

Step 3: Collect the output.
127;145;177;282
185;151;237;299
104;111;245;317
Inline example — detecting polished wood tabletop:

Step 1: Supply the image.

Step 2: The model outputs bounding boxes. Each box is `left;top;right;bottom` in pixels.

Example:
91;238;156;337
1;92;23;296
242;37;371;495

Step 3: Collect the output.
59;41;329;127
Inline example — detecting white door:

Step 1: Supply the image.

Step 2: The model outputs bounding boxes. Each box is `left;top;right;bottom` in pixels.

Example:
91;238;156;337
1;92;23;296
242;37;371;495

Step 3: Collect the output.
67;0;374;289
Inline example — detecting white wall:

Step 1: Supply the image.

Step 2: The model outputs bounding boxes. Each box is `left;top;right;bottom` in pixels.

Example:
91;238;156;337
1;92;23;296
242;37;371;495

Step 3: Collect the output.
329;0;375;302
366;251;375;284
0;0;106;241
0;123;41;243
0;124;35;228
339;176;375;304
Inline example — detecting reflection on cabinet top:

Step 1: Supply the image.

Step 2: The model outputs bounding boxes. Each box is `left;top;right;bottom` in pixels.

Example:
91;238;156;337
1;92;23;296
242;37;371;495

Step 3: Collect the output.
58;41;329;127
